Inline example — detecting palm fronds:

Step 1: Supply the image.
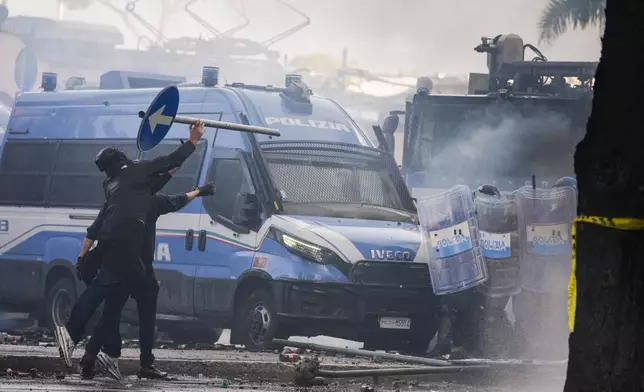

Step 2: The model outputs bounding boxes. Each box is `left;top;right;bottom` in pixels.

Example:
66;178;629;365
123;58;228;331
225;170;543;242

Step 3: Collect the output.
538;0;606;43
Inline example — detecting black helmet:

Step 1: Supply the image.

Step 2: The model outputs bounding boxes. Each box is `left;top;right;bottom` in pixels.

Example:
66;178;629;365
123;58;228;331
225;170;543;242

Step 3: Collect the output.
476;184;501;198
553;176;577;190
95;147;128;172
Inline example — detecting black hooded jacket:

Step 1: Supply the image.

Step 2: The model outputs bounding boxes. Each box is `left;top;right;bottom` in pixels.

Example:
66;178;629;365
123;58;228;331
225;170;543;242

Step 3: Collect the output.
90;141;195;241
83;172;189;284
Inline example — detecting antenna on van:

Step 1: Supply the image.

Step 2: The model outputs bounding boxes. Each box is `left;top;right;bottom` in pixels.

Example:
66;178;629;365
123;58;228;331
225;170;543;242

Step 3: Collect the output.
222;0;250;37
125;0;167;46
260;0;310;47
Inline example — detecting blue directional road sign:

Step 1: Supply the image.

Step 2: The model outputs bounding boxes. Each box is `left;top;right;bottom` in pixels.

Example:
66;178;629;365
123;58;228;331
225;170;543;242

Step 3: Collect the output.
137;85;180;152
14;47;38;93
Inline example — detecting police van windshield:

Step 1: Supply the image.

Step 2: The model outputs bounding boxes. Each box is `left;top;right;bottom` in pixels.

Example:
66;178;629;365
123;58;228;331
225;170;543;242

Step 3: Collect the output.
240;89;372;146
260;141;416;223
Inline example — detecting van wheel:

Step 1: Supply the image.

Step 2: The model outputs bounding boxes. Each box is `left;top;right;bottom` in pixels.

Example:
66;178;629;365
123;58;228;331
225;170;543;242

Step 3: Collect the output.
45;278;77;330
233;289;279;351
168;327;223;345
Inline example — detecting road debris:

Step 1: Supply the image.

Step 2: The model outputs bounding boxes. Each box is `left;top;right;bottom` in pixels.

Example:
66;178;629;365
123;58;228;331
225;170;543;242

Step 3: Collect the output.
279;347;301;362
0;367;46;379
294;357;325;386
273;338;452;367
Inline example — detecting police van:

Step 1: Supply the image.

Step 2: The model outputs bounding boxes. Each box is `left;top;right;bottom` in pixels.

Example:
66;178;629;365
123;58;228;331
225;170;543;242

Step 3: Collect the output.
0;68;438;353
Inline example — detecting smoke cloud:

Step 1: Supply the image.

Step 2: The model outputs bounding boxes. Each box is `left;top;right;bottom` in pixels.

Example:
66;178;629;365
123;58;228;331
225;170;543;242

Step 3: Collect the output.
423;106;586;183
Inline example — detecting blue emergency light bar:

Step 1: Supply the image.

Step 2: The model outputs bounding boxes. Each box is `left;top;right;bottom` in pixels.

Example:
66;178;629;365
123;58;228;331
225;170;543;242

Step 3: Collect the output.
285;74;302;87
65;76;86;90
202;66;219;87
41;73;57;92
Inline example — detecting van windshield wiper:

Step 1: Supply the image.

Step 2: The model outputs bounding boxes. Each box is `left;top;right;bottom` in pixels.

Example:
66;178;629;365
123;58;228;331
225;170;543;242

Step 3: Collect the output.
283;201;416;220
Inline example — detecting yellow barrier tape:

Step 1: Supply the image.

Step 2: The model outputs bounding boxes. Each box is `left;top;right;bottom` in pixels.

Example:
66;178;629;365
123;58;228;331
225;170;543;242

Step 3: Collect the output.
568;216;644;332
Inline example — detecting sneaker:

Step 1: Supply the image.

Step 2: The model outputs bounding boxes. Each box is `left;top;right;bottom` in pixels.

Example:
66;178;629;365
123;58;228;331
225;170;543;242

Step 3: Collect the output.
139;365;169;380
79;354;96;380
96;352;122;380
53;327;75;367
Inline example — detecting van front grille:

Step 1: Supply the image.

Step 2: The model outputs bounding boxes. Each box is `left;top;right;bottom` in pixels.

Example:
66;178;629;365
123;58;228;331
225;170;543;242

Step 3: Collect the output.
350;261;432;287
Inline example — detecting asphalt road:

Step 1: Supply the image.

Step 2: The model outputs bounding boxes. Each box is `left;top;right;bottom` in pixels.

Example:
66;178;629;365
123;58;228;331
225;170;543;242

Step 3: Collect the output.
0;321;566;391
0;377;289;392
0;376;566;392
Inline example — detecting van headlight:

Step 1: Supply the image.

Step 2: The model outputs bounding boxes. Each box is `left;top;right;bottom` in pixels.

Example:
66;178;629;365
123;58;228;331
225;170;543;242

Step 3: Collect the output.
269;227;350;274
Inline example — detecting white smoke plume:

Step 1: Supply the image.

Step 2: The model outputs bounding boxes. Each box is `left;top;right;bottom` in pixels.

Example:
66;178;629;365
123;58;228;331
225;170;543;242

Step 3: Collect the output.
425;106;586;182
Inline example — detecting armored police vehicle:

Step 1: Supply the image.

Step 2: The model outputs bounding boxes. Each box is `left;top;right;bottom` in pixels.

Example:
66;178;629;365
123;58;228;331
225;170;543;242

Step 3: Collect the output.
378;34;595;198
0;69;437;353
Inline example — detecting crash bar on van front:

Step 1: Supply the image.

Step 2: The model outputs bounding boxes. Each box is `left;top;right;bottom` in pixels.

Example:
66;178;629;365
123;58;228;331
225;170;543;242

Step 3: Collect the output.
137;111;281;137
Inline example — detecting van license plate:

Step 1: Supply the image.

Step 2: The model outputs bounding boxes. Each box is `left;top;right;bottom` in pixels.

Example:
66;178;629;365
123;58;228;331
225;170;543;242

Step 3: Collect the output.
378;317;411;330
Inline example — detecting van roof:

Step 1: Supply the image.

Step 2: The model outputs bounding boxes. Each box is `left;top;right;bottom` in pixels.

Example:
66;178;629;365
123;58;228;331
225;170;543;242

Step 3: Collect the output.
9;85;372;146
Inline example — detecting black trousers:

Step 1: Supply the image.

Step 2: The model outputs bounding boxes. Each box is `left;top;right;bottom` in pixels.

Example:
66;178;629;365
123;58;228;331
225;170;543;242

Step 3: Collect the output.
73;234;147;359
66;282;113;345
85;263;159;365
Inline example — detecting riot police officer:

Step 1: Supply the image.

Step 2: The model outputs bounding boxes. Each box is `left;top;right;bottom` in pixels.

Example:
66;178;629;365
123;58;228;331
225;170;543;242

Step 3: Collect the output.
472;184;518;358
512;176;577;359
553;176;577;189
54;121;205;368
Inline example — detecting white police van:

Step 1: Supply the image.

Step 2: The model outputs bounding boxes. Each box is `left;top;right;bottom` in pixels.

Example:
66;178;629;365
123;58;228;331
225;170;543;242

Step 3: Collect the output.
0;69;438;353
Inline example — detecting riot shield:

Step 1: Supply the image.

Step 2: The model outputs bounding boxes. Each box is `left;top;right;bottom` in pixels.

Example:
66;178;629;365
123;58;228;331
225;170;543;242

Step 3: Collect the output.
516;185;577;293
418;185;487;295
474;193;520;298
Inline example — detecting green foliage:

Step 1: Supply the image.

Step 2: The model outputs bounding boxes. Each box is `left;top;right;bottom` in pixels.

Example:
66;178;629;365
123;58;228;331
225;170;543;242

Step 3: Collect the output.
538;0;606;43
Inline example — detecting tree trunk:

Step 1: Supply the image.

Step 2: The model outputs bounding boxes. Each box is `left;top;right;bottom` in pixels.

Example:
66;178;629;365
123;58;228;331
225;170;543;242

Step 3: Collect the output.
565;0;644;391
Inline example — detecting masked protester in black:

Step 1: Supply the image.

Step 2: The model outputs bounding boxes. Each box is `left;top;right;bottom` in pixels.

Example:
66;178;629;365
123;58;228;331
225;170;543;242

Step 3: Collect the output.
54;121;206;369
81;178;216;380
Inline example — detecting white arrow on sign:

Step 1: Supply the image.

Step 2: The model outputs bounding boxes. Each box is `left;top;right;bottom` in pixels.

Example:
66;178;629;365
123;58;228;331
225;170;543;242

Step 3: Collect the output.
148;105;173;134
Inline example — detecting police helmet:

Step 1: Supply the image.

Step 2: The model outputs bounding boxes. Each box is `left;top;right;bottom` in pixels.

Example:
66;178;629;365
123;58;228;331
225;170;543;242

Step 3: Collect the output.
95;147;128;172
553;176;577;190
476;184;501;198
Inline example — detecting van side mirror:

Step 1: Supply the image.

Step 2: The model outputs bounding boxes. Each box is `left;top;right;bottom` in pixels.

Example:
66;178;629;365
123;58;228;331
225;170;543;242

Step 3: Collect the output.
381;114;399;135
233;192;261;228
372;125;391;152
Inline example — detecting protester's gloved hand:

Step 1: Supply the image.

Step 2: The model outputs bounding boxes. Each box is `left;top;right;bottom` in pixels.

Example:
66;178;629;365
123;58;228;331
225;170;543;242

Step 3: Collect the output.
76;256;94;286
77;249;100;286
196;182;216;197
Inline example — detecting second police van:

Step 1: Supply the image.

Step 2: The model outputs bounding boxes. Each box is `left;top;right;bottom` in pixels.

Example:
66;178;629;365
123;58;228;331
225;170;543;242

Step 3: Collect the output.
0;68;438;353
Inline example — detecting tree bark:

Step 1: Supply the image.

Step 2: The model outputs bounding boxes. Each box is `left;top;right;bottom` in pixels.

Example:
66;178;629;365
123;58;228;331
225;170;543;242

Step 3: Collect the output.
565;0;644;391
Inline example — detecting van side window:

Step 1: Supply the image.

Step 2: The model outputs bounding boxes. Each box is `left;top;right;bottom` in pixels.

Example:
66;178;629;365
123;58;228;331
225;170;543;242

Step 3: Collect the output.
0;140;58;205
0;138;206;208
140;140;207;195
203;152;252;222
49;140;138;208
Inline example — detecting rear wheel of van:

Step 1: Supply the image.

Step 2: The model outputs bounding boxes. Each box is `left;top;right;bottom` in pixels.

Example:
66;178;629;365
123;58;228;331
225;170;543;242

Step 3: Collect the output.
168;327;223;345
233;289;279;351
45;278;77;330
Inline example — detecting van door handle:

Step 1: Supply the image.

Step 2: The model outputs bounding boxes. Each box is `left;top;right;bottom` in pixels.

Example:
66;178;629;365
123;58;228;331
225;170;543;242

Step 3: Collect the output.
69;214;97;220
185;229;194;251
198;230;207;252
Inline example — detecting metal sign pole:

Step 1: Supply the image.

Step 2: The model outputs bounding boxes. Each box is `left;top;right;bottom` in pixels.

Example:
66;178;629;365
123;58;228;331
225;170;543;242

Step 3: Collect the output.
137;85;280;152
